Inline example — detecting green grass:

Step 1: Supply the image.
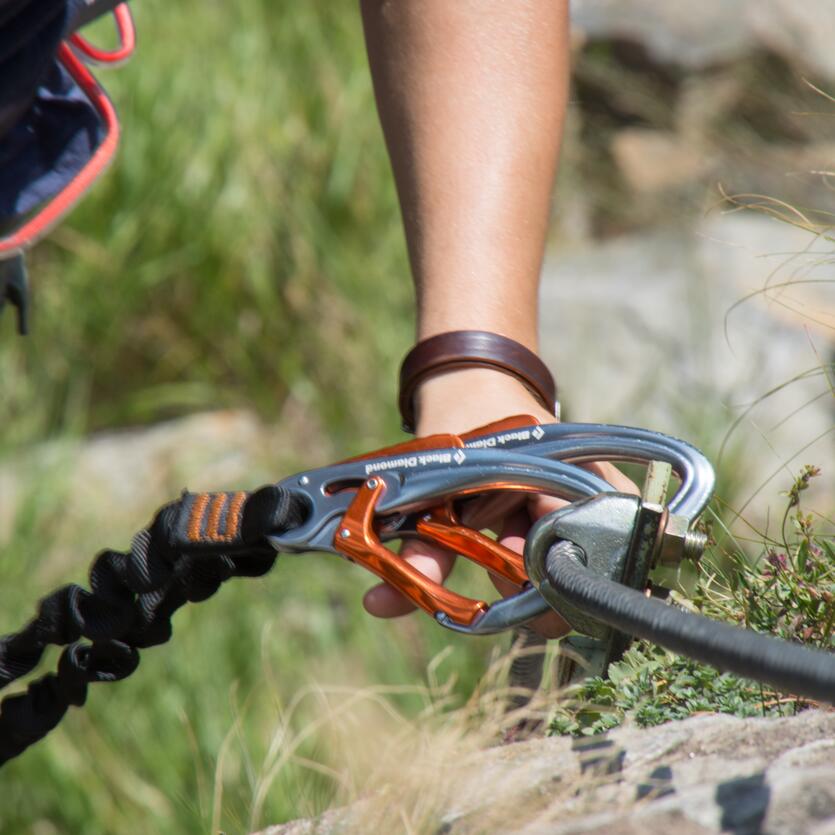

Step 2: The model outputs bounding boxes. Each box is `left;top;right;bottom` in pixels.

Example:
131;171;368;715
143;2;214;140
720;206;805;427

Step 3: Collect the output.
0;3;468;831
0;452;503;834
0;0;412;452
548;466;834;737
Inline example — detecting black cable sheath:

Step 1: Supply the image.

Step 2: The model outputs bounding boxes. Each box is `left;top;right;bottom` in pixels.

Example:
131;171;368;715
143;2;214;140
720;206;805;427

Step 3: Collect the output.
546;543;835;704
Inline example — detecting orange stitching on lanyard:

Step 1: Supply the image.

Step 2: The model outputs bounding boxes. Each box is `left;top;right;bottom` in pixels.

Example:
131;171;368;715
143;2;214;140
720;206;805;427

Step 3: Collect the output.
187;494;210;542
225;492;247;541
206;495;227;541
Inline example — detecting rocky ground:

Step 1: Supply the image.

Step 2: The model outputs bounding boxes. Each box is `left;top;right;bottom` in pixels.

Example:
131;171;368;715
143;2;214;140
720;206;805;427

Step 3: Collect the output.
572;0;835;78
540;213;834;525
255;710;835;835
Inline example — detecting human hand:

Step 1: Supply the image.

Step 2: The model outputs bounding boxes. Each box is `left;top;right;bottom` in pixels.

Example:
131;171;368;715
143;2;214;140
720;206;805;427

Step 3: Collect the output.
362;367;639;637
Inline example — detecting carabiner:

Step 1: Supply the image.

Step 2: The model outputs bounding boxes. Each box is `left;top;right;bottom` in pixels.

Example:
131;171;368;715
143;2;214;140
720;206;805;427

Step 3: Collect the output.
269;441;615;634
267;417;715;636
460;419;714;522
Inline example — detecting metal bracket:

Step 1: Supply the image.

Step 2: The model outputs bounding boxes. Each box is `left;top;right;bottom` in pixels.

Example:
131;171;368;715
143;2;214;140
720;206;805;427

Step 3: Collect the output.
525;460;705;684
526;492;642;641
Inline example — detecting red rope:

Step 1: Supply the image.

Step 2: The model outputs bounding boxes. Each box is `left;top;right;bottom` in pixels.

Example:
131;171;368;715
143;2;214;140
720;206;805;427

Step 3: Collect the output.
69;4;136;67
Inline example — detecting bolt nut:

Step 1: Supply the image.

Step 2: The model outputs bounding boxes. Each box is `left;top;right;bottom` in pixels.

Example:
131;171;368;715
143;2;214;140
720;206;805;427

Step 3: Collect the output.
657;514;705;567
683;530;708;562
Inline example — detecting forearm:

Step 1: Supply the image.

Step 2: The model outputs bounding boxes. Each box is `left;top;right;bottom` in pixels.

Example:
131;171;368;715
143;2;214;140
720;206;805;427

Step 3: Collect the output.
360;0;570;352
359;4;631;624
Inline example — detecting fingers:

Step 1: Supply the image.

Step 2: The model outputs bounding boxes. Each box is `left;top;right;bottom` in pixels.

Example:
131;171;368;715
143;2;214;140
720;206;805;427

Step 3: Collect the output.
361;493;525;620
525;462;639;521
362;538;456;618
527;491;569;524
361;460;639;624
361;493;519;620
585;461;641;495
459;492;526;532
489;507;529;598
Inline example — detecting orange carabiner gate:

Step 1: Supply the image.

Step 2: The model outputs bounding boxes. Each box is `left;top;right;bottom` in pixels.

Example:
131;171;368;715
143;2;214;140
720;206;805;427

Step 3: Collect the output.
333;416;541;626
334;477;490;626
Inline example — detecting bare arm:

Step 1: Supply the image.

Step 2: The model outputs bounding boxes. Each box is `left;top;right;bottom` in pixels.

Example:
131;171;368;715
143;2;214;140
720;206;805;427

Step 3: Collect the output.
359;1;633;625
360;0;569;433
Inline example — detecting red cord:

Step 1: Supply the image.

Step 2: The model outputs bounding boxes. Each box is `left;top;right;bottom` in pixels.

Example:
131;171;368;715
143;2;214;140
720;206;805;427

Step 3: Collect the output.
69;4;136;67
0;43;121;258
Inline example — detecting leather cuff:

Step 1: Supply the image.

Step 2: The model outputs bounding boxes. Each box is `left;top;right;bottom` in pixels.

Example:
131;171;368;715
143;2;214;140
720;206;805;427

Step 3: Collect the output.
398;330;557;433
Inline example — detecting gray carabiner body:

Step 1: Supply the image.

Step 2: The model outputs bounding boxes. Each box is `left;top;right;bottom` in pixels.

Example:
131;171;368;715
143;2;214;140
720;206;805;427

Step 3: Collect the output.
461;422;714;521
267;422;715;636
269;447;615;554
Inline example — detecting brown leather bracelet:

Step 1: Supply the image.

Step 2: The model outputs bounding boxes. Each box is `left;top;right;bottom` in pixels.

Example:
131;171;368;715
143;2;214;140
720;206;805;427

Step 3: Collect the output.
398;330;557;433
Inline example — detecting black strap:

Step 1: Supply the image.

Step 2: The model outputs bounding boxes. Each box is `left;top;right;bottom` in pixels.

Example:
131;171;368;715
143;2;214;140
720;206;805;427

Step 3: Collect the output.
68;0;128;32
0;255;28;334
0;483;306;765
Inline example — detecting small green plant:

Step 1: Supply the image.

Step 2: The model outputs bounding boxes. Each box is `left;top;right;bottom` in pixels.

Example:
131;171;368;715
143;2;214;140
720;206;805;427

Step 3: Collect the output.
549;466;834;737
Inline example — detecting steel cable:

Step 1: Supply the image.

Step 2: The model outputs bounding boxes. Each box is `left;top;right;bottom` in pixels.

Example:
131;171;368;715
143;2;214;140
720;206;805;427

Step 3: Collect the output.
545;541;835;704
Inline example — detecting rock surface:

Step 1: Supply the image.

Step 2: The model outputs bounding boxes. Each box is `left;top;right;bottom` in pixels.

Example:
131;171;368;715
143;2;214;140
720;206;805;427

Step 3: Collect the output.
255;710;835;835
572;0;835;79
610;129;711;193
0;404;334;562
749;0;835;82
572;0;755;70
539;213;834;527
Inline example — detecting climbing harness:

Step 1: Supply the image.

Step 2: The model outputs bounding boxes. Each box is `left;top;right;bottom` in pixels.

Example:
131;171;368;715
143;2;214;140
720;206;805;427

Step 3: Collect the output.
3;414;831;767
0;1;135;333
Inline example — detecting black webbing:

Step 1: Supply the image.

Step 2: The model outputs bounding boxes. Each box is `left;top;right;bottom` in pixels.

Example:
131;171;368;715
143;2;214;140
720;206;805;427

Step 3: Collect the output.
0;483;307;765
